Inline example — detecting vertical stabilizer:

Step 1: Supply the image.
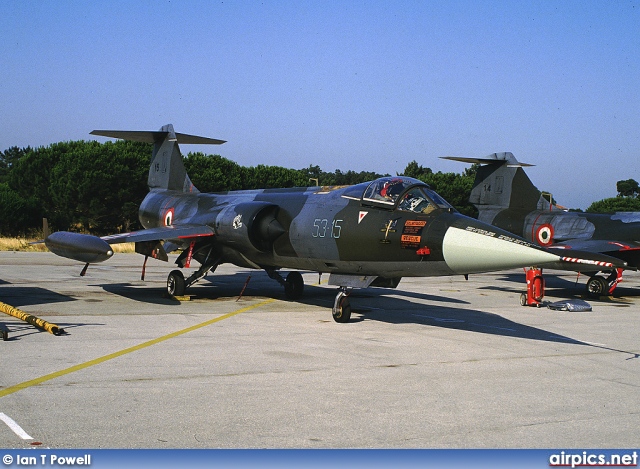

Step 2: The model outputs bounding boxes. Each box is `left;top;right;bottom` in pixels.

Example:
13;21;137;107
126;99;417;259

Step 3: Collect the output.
471;158;542;211
148;124;194;192
441;152;549;226
90;124;226;193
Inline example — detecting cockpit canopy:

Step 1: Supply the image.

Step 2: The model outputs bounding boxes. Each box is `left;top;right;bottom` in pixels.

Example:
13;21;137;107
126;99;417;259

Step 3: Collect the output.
361;177;453;214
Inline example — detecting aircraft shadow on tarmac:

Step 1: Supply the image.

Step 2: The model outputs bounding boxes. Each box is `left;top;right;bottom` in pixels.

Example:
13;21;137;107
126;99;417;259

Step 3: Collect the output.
0;283;104;341
0;320;103;341
91;272;588;345
345;292;638;359
355;298;579;343
87;271;638;359
0;286;75;307
94;271;470;307
95;283;182;305
198;272;470;305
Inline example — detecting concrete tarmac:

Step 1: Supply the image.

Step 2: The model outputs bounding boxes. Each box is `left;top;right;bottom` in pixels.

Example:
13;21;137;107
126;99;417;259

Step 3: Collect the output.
0;252;638;448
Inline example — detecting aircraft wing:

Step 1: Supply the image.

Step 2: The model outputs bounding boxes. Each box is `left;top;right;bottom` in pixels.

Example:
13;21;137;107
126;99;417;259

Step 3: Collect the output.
101;224;214;244
44;224;214;264
550;239;640;255
541;246;630;271
549;240;640;270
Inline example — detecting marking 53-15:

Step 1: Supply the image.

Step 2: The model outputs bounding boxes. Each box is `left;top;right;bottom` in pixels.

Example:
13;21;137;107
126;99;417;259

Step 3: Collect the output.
312;218;343;238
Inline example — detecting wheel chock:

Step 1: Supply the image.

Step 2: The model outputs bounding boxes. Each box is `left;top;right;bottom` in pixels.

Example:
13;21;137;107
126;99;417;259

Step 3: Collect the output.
162;293;192;301
0;323;8;341
173;295;192;301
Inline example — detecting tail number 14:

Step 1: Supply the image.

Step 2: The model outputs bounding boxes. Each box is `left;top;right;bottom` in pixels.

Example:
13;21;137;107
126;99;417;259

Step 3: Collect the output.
312;218;343;239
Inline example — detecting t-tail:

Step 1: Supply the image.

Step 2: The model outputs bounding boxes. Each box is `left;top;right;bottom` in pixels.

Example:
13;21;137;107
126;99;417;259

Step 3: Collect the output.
90;124;226;192
441;152;557;234
43;124;225;266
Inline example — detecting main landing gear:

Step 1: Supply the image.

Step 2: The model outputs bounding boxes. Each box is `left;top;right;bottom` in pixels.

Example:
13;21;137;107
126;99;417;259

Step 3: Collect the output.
258;269;356;323
167;270;187;296
166;262;219;297
166;265;353;324
167;265;307;301
266;268;305;300
586;269;623;298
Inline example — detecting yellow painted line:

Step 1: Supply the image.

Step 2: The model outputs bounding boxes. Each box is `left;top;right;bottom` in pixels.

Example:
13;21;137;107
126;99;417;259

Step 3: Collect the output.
0;298;275;399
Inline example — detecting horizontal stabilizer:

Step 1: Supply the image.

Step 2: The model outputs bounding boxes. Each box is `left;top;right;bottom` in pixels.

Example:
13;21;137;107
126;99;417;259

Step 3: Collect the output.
90;129;226;145
441;152;534;168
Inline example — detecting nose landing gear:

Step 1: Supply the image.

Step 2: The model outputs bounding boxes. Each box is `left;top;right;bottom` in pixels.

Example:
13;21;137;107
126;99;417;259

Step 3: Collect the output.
332;287;352;323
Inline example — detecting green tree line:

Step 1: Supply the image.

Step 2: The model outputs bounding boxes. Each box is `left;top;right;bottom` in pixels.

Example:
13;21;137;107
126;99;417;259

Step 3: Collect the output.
584;179;640;213
0;140;395;236
1;140;635;237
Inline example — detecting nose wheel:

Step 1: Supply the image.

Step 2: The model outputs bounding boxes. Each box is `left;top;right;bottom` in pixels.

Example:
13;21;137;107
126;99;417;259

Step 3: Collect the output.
332;288;352;323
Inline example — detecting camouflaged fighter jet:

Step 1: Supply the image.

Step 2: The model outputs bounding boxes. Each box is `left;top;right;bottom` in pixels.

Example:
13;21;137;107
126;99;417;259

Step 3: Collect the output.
443;152;639;297
44;126;625;322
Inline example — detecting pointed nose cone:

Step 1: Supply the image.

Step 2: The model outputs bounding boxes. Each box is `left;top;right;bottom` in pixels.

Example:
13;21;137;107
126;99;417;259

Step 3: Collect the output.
442;223;559;274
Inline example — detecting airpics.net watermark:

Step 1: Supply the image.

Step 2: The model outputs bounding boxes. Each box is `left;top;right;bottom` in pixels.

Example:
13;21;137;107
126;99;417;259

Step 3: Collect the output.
549;451;638;468
3;454;91;466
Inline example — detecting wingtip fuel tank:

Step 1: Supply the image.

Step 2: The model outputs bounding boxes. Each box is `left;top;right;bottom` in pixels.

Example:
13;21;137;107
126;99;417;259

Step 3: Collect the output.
44;232;114;264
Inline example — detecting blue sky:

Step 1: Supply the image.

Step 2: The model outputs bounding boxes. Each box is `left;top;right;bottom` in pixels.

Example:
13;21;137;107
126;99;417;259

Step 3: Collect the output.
1;0;638;209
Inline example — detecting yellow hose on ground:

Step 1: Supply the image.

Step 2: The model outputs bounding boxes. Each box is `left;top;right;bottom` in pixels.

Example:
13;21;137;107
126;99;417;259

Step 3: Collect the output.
0;302;65;335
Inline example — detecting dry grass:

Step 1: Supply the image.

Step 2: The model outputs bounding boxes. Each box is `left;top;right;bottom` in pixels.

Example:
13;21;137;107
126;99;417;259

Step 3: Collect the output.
0;238;136;253
110;243;136;253
0;238;48;252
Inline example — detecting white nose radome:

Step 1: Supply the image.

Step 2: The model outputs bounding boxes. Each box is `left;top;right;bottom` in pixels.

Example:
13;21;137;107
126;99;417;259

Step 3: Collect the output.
442;226;559;274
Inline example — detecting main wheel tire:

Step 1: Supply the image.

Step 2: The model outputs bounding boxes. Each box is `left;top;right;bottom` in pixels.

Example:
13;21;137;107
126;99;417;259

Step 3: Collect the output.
332;296;352;323
284;271;304;300
167;270;186;297
586;276;608;298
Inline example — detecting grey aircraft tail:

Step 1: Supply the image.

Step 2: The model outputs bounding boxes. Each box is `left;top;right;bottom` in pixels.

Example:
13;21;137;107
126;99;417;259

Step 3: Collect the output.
90;124;226;193
441;152;556;230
